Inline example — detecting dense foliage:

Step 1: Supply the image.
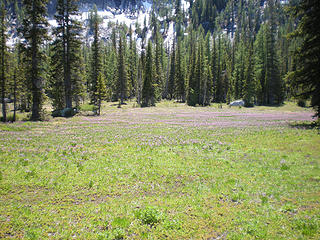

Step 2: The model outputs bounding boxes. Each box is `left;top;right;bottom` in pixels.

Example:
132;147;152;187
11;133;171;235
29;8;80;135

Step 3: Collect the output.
286;0;320;118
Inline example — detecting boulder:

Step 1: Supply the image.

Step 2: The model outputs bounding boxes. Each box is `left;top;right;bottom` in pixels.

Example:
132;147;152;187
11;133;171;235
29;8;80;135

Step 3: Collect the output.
0;98;13;103
229;100;244;107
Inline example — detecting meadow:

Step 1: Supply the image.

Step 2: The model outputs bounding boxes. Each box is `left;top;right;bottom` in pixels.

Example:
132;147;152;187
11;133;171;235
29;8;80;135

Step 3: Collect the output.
0;101;319;239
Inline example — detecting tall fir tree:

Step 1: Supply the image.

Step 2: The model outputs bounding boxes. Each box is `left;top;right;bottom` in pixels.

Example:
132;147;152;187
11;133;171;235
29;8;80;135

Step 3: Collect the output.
264;0;284;105
89;4;102;107
168;41;175;100
21;0;49;121
141;40;155;107
96;72;107;115
187;31;198;106
48;42;64;110
254;24;266;105
243;41;255;107
50;0;83;110
288;0;320;118
154;32;163;100
117;35;127;104
175;38;185;102
127;25;137;99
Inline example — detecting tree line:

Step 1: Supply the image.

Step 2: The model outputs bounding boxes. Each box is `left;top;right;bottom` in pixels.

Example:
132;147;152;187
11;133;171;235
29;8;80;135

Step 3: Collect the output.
0;0;319;121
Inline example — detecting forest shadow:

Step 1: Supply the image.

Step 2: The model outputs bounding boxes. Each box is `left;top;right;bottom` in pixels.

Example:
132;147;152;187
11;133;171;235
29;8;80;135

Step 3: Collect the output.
289;121;319;131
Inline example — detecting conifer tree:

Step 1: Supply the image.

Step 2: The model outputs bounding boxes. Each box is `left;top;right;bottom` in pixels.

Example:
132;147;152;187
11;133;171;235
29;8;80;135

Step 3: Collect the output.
21;0;49;121
137;50;145;105
97;72;107;115
141;40;155;107
264;0;284;105
232;40;246;100
16;42;31;113
51;0;83;110
195;32;204;105
168;41;176;100
104;43;118;101
154;32;163;100
202;32;212;105
288;0;320;118
89;5;102;107
243;41;255;107
128;25;137;99
175;38;185;102
215;33;224;103
187;32;198;106
211;33;217;101
117;36;127;104
254;26;264;104
48;42;64;110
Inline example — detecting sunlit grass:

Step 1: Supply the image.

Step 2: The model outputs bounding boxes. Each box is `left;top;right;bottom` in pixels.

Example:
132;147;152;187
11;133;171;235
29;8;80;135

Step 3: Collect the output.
0;101;319;239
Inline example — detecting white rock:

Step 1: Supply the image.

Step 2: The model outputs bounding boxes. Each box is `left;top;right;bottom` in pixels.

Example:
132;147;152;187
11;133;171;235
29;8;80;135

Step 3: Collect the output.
229;100;244;107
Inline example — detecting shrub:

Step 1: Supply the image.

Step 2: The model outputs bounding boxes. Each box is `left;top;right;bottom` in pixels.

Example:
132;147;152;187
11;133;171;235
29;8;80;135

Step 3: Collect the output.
0;114;19;122
52;108;77;118
134;206;164;226
79;103;97;112
297;99;306;107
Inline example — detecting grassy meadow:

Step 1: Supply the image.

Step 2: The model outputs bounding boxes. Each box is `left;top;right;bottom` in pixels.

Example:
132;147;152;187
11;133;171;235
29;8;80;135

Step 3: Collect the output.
0;101;319;239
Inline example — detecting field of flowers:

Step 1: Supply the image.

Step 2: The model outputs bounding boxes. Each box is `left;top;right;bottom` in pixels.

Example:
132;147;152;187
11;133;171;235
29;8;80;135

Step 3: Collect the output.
0;102;319;239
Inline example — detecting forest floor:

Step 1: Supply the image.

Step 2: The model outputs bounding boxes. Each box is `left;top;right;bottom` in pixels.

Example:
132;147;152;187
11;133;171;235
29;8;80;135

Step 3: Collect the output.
0;101;319;239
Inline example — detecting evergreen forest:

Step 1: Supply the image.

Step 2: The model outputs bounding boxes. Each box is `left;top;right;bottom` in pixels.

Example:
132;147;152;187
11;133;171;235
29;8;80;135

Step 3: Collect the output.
0;0;319;120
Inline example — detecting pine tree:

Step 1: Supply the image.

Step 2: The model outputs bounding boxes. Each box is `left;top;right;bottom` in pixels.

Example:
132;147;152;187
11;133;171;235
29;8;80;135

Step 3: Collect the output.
154;32;163;101
175;38;185;102
137;50;145;105
21;0;49;121
89;5;102;107
211;33;217;102
232;40;246;100
117;36;127;105
243;41;255;107
104;43;118;101
215;33;224;103
202;32;212;105
254;24;266;105
265;0;284;105
16;42;31;113
168;41;175;100
97;72;107;115
288;0;320;118
141;40;155;107
127;25;137;99
187;32;198;106
56;0;82;109
48;42;64;110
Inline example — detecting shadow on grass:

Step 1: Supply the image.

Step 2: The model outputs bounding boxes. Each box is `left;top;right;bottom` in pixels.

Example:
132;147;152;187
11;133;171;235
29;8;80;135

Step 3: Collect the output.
289;121;319;130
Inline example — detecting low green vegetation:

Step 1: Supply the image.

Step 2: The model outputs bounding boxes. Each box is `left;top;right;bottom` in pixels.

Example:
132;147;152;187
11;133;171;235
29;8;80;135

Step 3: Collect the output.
0;102;319;239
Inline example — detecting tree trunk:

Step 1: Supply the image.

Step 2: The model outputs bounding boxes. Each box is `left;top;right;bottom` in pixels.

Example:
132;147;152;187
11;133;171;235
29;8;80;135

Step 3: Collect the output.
13;69;17;122
98;98;101;115
1;9;6;122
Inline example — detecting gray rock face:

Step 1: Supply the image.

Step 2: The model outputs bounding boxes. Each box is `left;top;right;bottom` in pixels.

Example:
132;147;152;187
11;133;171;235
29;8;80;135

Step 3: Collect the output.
229;100;244;107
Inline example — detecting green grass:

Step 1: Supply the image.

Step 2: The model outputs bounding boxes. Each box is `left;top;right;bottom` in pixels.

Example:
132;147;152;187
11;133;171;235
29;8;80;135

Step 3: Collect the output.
0;102;319;239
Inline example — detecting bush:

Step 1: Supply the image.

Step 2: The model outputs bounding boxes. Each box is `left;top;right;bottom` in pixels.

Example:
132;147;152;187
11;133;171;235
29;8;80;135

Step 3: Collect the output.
79;103;97;112
52;108;77;118
134;206;164;226
0;114;19;122
297;99;306;107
